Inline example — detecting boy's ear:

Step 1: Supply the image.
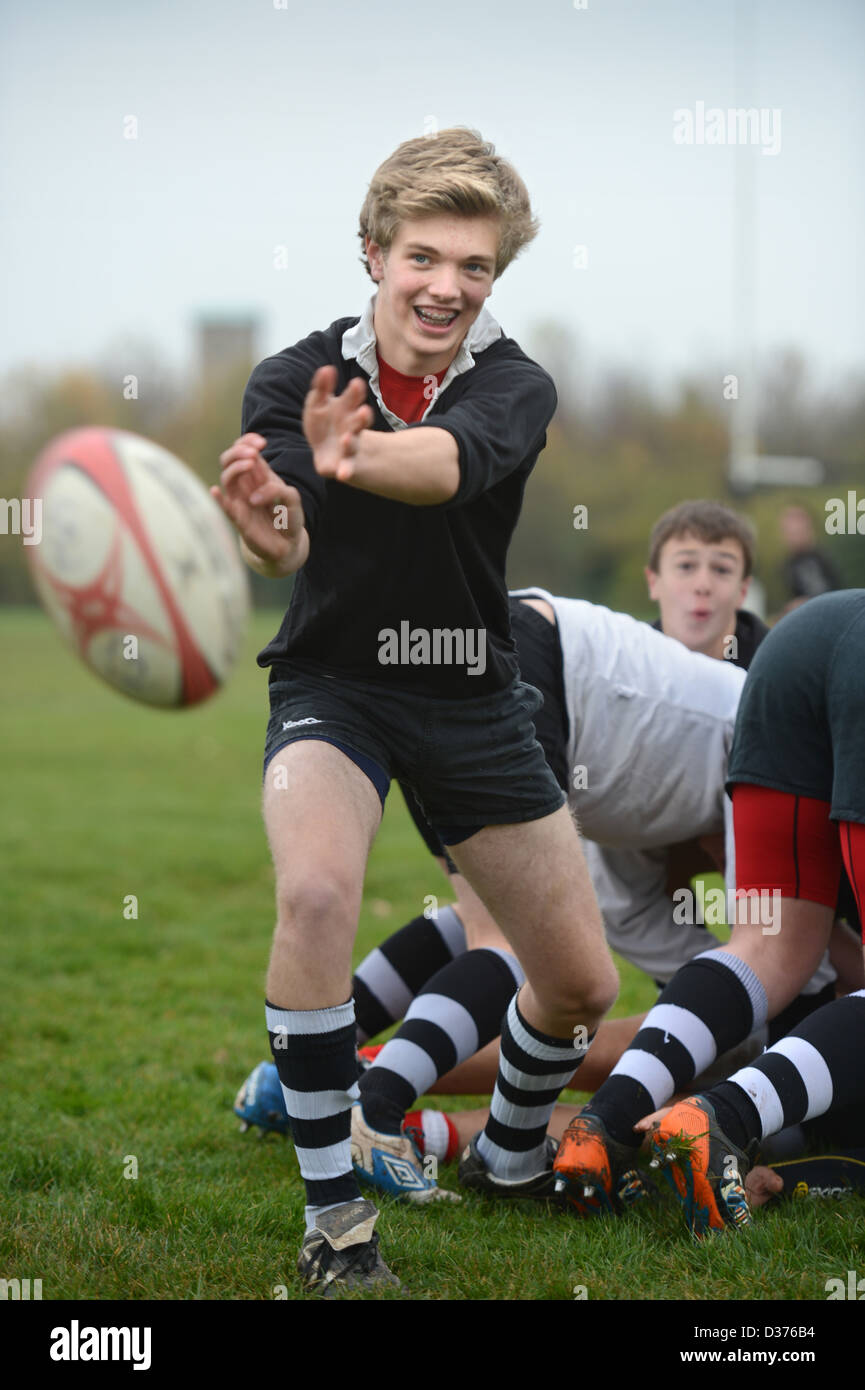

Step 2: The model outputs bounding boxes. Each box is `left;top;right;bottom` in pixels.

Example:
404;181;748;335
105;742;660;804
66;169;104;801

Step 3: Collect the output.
738;574;751;607
645;565;660;601
366;238;385;282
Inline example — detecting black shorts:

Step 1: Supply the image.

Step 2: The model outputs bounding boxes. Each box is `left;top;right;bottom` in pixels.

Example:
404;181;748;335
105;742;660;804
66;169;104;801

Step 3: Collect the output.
263;655;566;846
727;589;865;824
401;597;570;860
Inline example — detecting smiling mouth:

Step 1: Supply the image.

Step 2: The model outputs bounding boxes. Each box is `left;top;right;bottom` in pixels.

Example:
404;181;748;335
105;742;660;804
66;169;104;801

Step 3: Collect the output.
414;307;459;326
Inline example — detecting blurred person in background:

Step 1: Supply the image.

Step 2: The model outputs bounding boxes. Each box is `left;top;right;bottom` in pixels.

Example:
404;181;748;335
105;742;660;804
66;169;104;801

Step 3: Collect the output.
646;499;769;668
779;502;843;610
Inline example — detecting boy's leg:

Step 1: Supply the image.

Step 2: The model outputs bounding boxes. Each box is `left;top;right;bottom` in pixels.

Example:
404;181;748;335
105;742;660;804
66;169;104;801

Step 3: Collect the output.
357;947;524;1130
264;739;382;1009
352;873;523;1201
262;740;395;1286
450;807;617;1035
652;988;865;1234
554;785;841;1212
424;1015;645;1096
652;819;865;1233
356;857;639;1105
357;874;521;1132
447;804;620;1182
553;900;833;1211
353;901;468;1043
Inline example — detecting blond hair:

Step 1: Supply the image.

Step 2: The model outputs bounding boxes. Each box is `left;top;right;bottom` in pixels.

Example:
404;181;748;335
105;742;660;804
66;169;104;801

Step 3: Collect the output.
358;127;539;281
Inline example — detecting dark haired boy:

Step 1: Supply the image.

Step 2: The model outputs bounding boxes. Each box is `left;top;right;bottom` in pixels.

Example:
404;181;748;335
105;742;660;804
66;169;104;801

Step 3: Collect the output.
646;500;768;669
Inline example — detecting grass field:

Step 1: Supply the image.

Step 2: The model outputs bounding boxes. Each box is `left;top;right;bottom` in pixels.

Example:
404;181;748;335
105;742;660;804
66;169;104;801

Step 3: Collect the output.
2;606;864;1304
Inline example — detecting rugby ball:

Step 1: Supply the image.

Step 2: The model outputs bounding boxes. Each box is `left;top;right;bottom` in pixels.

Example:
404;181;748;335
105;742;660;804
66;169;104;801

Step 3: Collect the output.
26;427;250;708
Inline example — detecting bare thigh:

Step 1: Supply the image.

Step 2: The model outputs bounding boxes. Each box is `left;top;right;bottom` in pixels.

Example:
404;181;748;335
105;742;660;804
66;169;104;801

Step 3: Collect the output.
446;872;512;951
262;740;383;1010
448;805;619;1036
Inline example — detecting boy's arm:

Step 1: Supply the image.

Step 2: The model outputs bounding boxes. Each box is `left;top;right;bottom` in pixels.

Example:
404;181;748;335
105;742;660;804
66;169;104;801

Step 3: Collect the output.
212;344;332;577
212;433;309;578
325;418;461;505
303;367;459;504
307;357;557;507
349;426;462;505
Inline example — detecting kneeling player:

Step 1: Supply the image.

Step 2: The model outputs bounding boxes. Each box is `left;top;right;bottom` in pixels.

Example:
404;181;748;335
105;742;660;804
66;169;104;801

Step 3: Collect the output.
554;589;865;1234
238;589;838;1198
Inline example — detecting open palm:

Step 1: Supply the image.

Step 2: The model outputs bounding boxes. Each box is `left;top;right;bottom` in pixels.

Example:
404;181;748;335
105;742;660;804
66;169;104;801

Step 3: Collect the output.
303;366;373;482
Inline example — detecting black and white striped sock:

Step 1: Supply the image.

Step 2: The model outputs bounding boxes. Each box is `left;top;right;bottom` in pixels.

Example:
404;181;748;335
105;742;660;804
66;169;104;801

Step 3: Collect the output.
359;947;524;1134
478;993;591;1181
266;999;361;1230
587;949;768;1147
352;906;468;1043
710;989;865;1147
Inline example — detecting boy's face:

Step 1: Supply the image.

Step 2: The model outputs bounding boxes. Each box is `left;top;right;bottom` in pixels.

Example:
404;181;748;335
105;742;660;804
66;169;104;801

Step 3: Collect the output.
366;214;499;376
646;533;750;660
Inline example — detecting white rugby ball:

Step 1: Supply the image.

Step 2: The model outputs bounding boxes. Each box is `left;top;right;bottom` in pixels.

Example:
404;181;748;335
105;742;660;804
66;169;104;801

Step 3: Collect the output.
26;426;250;708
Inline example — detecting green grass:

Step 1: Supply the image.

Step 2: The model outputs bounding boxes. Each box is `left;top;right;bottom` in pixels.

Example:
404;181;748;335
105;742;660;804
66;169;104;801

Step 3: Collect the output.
1;606;863;1301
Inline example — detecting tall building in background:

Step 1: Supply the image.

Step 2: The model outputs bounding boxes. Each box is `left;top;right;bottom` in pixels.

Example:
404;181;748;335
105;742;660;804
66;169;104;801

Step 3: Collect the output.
196;312;261;385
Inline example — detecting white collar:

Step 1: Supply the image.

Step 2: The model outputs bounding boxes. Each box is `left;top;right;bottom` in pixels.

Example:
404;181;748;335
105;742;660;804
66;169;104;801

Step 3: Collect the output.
341;293;503;429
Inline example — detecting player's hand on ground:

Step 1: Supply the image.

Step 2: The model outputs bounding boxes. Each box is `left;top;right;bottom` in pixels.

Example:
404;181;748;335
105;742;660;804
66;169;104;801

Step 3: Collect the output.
212;433;306;566
744;1164;784;1209
633;1105;673;1139
303;366;373;482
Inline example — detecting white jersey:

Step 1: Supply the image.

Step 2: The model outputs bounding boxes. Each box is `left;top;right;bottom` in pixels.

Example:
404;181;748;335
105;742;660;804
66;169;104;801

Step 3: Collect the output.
514;588;744;848
511;588;836;997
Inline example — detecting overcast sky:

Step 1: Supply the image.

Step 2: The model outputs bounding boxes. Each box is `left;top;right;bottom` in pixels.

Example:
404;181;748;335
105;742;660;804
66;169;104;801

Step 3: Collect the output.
1;0;862;396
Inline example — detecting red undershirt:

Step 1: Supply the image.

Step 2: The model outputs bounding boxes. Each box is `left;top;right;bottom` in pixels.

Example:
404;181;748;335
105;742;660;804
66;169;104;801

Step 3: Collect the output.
376;351;447;425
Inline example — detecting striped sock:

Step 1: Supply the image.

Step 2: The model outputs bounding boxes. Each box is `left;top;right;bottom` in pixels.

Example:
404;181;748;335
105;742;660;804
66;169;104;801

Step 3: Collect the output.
711;989;865;1148
352;906;468;1043
266;999;361;1227
359;948;524;1134
587;949;768;1147
478;993;591;1181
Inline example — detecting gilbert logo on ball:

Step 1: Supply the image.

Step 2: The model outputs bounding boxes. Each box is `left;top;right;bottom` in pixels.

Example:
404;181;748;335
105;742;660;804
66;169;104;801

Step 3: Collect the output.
26;427;250;708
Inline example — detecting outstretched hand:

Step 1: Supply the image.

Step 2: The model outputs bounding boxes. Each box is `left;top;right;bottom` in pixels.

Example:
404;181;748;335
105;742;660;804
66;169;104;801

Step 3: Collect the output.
211;433;307;570
303;366;373;482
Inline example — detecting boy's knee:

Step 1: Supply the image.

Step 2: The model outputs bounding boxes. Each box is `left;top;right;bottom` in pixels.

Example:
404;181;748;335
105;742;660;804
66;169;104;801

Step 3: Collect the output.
550;965;619;1025
274;874;356;939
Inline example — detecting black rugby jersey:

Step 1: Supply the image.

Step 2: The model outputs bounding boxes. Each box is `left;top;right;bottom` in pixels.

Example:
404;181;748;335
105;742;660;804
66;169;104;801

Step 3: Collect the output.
243;306;557;697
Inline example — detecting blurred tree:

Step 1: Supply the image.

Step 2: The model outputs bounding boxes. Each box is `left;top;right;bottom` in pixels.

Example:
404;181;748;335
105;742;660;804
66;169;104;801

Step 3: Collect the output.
2;339;862;615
